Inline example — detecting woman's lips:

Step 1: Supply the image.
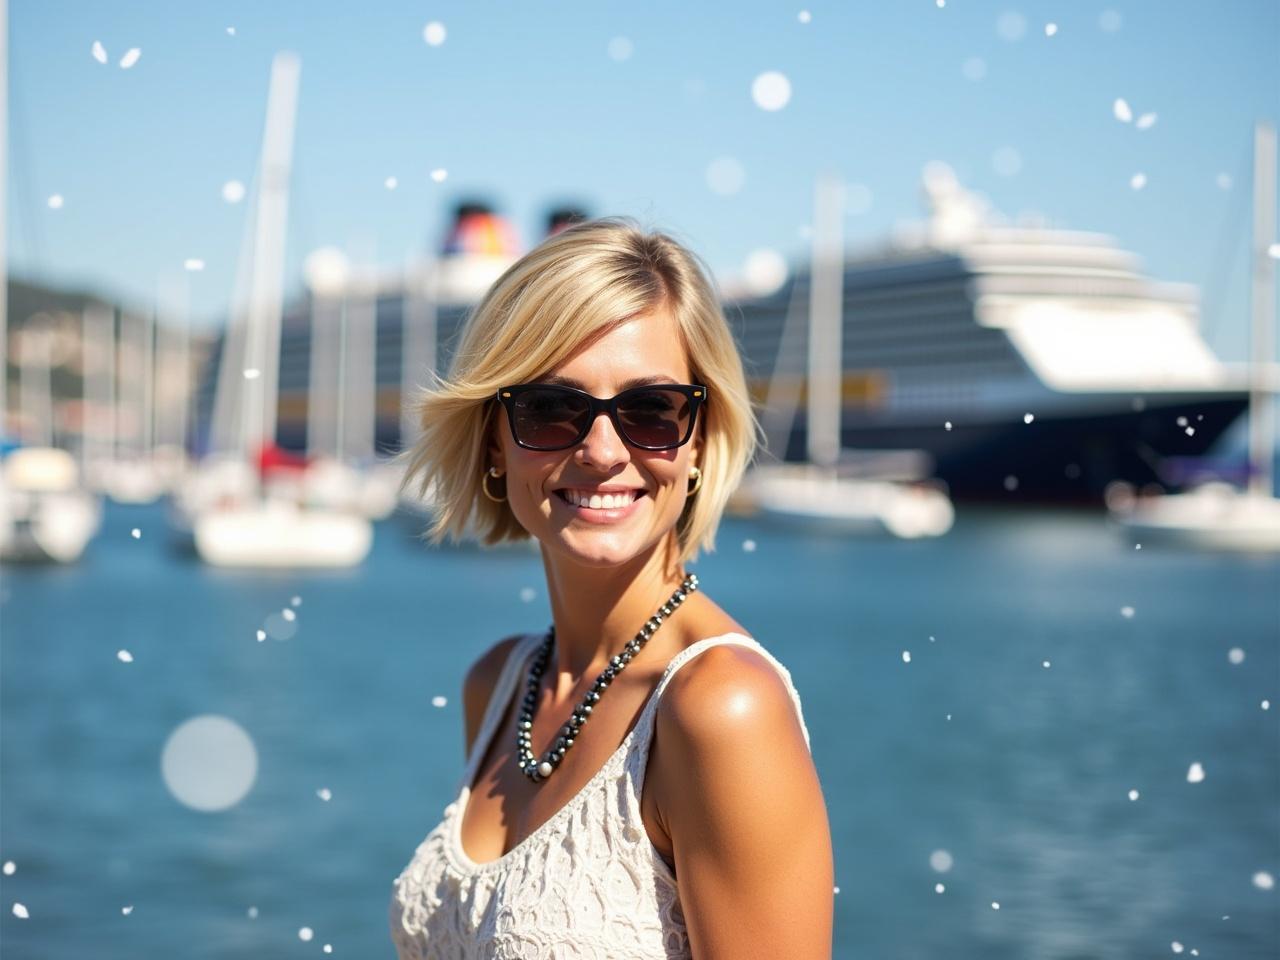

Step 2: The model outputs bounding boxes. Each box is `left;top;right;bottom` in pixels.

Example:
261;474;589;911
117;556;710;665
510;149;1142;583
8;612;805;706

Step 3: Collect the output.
553;488;647;522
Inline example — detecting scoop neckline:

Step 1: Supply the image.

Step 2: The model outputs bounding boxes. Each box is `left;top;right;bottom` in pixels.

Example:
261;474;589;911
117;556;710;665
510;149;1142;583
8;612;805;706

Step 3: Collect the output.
444;630;754;875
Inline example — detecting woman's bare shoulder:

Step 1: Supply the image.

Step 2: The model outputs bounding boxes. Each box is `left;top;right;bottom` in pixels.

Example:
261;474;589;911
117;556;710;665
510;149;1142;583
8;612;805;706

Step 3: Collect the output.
461;634;527;757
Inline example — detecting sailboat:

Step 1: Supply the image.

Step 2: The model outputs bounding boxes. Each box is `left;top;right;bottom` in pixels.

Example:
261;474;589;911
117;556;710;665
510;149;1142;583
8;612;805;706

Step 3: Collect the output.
182;52;372;568
1108;121;1280;551
741;174;955;538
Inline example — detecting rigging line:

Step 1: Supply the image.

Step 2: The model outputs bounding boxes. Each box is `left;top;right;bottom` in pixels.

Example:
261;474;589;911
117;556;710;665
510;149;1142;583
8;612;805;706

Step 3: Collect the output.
1199;135;1255;354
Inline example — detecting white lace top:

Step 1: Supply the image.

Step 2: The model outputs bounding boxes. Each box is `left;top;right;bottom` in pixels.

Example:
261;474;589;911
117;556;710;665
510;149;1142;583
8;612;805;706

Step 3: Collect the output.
388;631;811;960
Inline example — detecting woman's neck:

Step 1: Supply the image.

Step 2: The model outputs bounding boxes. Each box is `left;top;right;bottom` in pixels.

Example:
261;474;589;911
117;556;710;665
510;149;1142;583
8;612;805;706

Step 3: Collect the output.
538;538;689;692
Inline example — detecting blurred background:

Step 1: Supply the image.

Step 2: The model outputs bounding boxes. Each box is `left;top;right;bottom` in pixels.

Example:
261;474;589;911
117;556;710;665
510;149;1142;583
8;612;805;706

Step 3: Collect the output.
1;1;1277;957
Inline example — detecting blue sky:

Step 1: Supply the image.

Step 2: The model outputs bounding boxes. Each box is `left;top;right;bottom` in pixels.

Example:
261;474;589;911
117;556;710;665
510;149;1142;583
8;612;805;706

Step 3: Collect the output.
7;0;1278;360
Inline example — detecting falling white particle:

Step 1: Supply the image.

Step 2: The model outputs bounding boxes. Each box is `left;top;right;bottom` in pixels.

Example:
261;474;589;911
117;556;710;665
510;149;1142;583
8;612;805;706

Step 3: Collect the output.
946;713;951;721
282;608;296;622
1128;788;1140;801
1254;871;1275;890
243;368;260;380
706;156;746;196
291;595;302;607
1268;243;1280;259
1042;660;1051;668
1113;98;1133;123
256;630;266;642
1003;475;1018;491
751;71;792;111
1044;22;1058;36
1121;606;1135;618
299;926;314;942
430;168;448;183
743;247;789;295
119;48;141;69
1130;172;1147;191
384;176;398;190
1023;412;1034;424
117;649;134;663
991;901;1000;910
92;41;108;64
607;36;634;62
962;57;987;81
996;11;1026;42
13;902;29;918
316;787;331;802
833;885;840;894
422;21;446;46
248;906;258;918
1186;761;1205;783
222;180;246;204
226;27;236;36
122;905;133;915
324;947;333;955
1177;416;1188;426
929;635;936;642
935;882;946;893
902;650;911;663
742;539;757;552
432;695;448;708
131;527;141;539
1136;112;1158;130
798;10;811;23
944;421;953;431
1263;700;1271;710
519;587;536;603
929;849;953;872
936;0;945;7
48;194;64;209
1099;9;1123;32
2;861;14;875
1172;941;1184;953
1184;426;1195;436
1217;173;1233;190
1135;543;1142;550
184;258;205;271
1228;647;1245;665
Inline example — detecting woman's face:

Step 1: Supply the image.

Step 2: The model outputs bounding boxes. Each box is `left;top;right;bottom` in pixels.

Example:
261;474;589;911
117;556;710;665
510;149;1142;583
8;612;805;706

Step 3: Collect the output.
489;306;700;570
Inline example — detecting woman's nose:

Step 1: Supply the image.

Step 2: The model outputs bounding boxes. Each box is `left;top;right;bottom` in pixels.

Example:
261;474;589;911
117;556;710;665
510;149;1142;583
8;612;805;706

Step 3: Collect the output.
576;411;630;468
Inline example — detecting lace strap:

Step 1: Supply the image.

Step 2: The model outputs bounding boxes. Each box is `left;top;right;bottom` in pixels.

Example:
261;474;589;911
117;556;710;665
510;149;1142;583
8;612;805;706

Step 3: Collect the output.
458;633;542;792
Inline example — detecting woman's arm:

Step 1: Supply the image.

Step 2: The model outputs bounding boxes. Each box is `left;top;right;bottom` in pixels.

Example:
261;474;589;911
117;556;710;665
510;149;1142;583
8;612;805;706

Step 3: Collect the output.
654;644;834;960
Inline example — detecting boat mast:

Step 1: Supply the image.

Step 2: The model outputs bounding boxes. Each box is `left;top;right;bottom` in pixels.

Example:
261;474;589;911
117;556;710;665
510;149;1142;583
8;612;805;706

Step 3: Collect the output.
807;173;845;469
241;52;300;468
1249;121;1276;499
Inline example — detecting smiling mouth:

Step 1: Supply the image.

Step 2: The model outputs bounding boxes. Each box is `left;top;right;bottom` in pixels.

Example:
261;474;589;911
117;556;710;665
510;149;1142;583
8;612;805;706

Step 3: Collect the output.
554;489;647;510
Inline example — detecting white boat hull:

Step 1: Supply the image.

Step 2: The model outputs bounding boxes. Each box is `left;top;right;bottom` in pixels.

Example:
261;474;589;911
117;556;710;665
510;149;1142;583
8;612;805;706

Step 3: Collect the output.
1108;483;1280;552
194;502;373;568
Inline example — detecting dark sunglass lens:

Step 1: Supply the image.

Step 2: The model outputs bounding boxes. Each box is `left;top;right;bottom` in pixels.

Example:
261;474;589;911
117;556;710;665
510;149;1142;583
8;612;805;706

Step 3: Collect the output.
617;389;691;448
512;389;590;448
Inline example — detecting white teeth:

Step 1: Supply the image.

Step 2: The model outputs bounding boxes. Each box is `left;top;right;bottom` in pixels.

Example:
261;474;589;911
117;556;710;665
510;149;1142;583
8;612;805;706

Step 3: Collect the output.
562;490;637;509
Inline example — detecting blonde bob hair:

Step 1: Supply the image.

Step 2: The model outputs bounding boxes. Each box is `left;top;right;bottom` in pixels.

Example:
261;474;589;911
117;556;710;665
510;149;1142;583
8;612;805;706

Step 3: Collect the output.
395;217;759;565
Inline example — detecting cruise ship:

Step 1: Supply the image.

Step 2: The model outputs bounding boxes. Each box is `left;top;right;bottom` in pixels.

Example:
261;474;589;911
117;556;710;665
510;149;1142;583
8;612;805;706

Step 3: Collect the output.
195;183;1249;505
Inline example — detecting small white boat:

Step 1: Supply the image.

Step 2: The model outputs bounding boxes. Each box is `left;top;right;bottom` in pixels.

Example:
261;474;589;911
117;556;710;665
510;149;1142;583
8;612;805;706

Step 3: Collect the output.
749;464;954;539
0;447;102;564
194;498;372;568
1107;481;1280;552
1109;121;1280;553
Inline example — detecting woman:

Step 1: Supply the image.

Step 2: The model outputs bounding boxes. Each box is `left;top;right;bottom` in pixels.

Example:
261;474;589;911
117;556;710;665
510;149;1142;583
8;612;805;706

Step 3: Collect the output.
389;218;834;959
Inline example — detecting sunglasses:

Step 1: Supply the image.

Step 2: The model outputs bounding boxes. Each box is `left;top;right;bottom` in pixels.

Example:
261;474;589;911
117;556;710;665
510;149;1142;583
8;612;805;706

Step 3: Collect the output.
495;383;707;451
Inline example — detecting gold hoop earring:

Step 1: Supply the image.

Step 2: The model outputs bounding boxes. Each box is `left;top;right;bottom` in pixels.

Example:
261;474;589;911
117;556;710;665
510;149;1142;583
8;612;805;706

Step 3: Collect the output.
687;466;702;496
481;466;507;503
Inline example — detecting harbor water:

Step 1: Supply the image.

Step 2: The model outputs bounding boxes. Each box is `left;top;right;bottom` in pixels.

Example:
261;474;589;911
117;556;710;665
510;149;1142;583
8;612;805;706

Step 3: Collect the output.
1;501;1277;958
